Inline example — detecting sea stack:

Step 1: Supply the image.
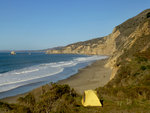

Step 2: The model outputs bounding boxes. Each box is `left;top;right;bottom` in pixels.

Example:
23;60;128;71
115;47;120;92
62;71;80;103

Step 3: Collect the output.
11;51;16;55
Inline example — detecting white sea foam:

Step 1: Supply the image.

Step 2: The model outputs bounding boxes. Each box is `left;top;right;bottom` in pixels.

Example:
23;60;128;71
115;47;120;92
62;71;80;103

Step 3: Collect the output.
0;55;107;93
51;61;77;67
14;69;39;74
0;68;63;87
0;68;64;92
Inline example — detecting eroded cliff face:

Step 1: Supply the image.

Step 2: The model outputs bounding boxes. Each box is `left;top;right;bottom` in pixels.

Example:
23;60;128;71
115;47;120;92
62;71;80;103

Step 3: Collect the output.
106;9;150;80
46;25;121;56
107;18;150;80
46;9;150;81
46;35;115;55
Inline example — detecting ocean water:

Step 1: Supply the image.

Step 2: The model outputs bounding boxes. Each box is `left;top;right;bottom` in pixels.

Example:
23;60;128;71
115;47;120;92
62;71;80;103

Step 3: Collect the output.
0;52;107;99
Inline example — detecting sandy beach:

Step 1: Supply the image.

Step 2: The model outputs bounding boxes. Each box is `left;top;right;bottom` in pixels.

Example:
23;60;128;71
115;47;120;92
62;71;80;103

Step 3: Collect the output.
58;59;111;94
1;58;111;103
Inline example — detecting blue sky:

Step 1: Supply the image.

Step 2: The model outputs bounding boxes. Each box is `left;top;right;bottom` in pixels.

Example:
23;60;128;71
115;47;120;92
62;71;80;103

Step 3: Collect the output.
0;0;150;50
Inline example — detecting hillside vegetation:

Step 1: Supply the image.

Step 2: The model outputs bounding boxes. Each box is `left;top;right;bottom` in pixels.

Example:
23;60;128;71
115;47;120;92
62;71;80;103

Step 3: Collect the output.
1;9;150;113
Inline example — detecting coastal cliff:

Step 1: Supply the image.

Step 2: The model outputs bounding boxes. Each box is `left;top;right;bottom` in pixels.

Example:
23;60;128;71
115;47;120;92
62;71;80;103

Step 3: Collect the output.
106;9;150;80
46;29;120;56
46;9;150;81
46;35;117;55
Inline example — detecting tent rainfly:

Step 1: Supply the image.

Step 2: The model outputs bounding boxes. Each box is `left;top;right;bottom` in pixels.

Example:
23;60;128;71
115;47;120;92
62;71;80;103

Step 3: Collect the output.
81;90;102;107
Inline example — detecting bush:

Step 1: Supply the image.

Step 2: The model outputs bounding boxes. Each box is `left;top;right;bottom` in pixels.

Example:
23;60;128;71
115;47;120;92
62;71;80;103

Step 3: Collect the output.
147;12;150;18
147;65;150;69
31;84;78;113
140;66;147;70
18;93;35;111
136;56;148;63
133;72;140;76
0;101;12;112
12;105;32;113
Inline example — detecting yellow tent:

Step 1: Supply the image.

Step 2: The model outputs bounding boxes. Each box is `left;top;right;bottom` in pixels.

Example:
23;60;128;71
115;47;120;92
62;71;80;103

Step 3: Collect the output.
81;90;102;107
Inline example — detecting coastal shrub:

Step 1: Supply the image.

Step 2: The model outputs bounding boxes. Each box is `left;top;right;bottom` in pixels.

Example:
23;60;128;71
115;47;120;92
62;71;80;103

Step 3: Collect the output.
0;101;32;113
50;95;76;113
18;93;35;111
12;105;32;113
146;65;150;69
147;12;150;18
140;66;147;70
51;83;71;97
32;84;79;113
0;101;12;112
133;72;140;76
142;80;150;86
136;56;148;63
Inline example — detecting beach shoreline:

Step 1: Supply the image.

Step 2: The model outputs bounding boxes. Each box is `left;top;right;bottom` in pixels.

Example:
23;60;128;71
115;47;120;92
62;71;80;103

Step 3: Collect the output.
1;58;111;103
58;58;111;94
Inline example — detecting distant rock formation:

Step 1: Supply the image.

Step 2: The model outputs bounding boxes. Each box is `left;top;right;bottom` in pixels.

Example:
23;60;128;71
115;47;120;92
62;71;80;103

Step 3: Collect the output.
11;51;16;55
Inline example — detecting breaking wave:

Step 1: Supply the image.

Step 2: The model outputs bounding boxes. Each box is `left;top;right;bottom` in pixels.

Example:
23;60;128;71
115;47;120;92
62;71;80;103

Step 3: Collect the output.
0;55;107;97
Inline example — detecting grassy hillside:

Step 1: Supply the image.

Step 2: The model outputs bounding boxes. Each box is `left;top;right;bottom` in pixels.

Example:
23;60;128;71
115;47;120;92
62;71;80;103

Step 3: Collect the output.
1;9;150;113
113;9;150;51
